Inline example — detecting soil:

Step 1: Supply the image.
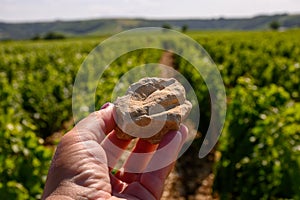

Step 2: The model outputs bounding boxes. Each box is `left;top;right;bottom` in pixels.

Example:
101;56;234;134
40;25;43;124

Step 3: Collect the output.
159;51;219;200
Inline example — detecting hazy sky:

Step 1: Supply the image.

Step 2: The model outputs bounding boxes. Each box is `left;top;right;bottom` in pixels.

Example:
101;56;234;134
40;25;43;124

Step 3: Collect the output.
1;0;300;22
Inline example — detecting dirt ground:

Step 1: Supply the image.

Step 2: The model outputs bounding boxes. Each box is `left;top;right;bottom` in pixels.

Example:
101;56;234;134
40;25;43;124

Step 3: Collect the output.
161;143;219;200
159;51;219;200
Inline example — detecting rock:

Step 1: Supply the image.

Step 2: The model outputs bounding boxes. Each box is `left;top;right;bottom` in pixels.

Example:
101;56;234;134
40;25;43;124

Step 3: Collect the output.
114;77;192;144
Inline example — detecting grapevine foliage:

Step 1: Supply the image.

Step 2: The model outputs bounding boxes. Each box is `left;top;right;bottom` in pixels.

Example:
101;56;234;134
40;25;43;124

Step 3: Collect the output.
1;30;300;199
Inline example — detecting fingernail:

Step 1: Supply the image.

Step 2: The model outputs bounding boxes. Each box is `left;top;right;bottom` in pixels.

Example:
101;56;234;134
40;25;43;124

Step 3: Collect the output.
101;102;110;110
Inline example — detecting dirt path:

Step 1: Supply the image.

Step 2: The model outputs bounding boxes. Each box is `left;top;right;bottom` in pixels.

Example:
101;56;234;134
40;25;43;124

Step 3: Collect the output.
159;50;177;78
159;50;219;200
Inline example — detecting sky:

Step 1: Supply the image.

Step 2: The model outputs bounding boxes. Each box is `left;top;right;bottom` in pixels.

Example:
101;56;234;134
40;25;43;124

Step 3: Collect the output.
0;0;300;23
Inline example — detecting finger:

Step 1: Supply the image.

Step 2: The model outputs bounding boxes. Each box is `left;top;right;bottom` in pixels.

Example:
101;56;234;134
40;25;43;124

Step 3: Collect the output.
95;102;116;135
178;124;189;148
140;125;188;199
74;102;115;143
120;182;156;200
116;139;158;183
101;130;132;170
109;173;127;194
144;125;188;172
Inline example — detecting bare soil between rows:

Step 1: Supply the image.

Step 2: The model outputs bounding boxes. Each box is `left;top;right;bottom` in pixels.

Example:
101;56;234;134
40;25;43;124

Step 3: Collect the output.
159;51;219;200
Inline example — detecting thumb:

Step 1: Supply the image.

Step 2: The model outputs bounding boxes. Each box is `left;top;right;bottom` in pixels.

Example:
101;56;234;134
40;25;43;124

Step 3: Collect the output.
42;103;115;199
96;102;116;134
74;102;116;143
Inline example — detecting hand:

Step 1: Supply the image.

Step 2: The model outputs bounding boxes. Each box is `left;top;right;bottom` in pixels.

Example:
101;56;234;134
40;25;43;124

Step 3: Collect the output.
42;103;188;200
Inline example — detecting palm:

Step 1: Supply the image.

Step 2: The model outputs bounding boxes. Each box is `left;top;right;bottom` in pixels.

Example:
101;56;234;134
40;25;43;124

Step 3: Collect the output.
42;103;187;200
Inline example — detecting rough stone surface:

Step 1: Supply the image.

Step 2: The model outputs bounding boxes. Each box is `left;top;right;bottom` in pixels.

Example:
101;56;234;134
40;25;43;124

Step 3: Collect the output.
114;77;192;144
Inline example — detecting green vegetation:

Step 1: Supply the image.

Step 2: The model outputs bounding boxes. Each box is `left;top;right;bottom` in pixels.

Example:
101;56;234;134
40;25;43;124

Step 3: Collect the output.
0;29;300;199
269;20;280;30
162;23;172;30
181;24;188;33
0;38;162;199
0;39;98;199
43;32;66;40
32;32;66;40
191;30;300;199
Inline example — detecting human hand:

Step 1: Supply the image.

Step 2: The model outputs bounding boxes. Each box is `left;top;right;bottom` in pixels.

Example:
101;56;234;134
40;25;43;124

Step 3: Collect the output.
42;103;188;200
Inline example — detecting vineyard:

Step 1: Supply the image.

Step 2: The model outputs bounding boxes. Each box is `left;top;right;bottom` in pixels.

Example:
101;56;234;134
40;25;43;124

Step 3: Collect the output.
0;29;300;199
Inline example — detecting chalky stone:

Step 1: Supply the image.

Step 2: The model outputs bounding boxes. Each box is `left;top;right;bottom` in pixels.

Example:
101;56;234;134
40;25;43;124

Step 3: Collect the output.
114;77;192;144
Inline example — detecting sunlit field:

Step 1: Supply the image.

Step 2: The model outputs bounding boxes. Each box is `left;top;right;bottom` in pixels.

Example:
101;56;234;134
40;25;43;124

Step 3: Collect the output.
1;29;300;199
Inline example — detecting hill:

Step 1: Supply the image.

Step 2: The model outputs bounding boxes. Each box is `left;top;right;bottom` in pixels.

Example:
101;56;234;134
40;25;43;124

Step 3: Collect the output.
0;14;299;40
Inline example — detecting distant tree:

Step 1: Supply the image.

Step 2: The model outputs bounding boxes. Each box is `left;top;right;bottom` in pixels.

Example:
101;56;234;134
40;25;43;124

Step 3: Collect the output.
43;32;66;40
31;34;41;40
181;24;188;33
162;23;172;30
269;21;280;30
